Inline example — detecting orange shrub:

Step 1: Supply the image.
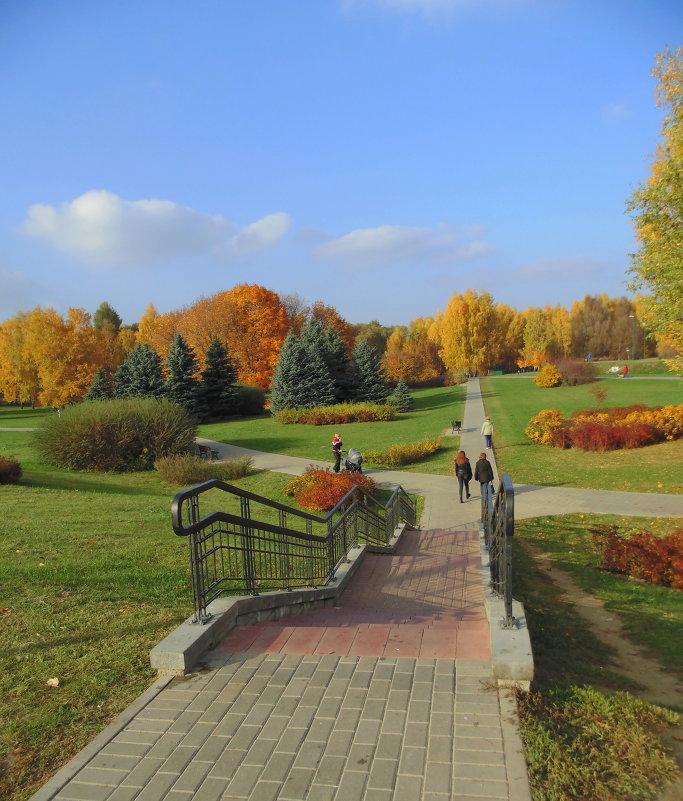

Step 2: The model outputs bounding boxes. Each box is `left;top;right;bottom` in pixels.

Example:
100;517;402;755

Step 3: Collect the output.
284;467;376;512
274;402;396;425
525;408;567;445
534;364;562;387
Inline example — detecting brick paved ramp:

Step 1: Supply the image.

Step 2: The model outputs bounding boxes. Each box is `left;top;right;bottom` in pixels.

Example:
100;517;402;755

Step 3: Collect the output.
51;652;513;801
218;528;491;661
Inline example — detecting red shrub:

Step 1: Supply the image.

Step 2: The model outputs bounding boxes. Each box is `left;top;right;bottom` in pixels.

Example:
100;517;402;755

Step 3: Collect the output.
284;467;376;512
569;421;661;451
592;526;683;589
0;456;22;484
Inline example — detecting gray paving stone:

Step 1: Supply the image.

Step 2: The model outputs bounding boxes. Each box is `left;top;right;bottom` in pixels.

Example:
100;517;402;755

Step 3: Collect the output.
194;703;230;725
279;767;315;800
194;734;230;763
353;719;381;745
323;729;354;757
120;757;166;788
100;741;151;759
292;740;325;770
402;721;427;748
429;712;453;737
360;698;386;720
433;673;455;693
299;685;326;707
243;675;271;695
217;683;247;704
288;705;316;729
347;742;374;771
229;724;262;752
142;732;185;760
170;761;212;792
367;678;391;699
260;752;295;783
271;696;299;717
313;754;346;785
243;704;274;727
55;784;116;801
228;694;259;716
453;735;504;753
158;745;197;774
68;766;126;786
274;726;306;753
192;776;229;801
169;710;205;734
132;771;178;800
306;783;336;801
104;787;146;801
367;757;398;790
386;690;410;711
214;712;245;737
225;763;263;798
423;761;451;794
305;717;335;742
397;745;426;776
88;753;140;772
210;747;248;779
391;672;413;692
426;734;452;763
380;709;406;735
414;664;435;683
363;789;393;801
334;707;361;731
247;780;283;801
256;714;289;741
455;761;508;781
342;688;368;709
333;769;368;801
392;773;422;801
316;696;343;718
281;677;309;697
455;723;503;739
393;658;416;673
453;777;509;798
407;700;431;723
410;681;432;702
375;732;403;761
349;670;374;689
243;738;278;767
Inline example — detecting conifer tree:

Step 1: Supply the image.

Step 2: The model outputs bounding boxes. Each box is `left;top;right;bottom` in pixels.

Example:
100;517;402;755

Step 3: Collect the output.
93;301;122;331
114;343;164;398
389;377;413;411
352;339;390;403
84;367;113;400
199;336;238;420
270;333;335;412
164;333;201;415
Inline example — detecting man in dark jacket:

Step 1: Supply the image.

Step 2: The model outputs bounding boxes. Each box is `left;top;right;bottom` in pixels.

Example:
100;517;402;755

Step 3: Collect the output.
474;452;494;501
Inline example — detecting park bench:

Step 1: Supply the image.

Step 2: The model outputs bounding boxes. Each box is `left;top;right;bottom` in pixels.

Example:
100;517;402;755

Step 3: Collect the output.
197;443;220;461
451;420;462;433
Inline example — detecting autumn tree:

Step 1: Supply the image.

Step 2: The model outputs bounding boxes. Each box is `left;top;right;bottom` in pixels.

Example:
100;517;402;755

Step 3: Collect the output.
309;301;355;352
519;307;552;368
570;295;612;358
0;314;40;406
627;47;683;369
434;290;499;374
352;320;393;356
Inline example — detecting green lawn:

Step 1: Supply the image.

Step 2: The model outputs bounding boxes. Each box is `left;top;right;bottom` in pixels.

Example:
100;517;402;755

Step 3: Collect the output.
482;375;683;493
200;384;466;475
590;357;675;376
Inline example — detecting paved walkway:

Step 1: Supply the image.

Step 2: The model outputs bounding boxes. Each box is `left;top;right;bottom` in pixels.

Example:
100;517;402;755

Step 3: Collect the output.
29;379;683;801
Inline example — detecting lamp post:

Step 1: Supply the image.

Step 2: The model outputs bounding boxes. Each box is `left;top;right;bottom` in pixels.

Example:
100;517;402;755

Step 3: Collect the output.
628;314;636;360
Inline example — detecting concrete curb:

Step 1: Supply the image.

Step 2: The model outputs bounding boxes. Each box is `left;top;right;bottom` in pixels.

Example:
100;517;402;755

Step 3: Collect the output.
150;523;409;675
479;529;534;688
27;674;172;801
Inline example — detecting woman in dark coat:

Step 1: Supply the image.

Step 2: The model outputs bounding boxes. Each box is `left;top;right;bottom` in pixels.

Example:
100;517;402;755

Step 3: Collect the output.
454;450;472;503
474;452;494;501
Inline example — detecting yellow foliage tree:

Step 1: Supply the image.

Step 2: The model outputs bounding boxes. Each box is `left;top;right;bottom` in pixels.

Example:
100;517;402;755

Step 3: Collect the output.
436;290;499;374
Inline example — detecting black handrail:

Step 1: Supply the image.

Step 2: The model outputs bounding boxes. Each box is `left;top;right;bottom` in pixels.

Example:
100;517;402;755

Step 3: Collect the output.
171;479;417;623
481;474;515;628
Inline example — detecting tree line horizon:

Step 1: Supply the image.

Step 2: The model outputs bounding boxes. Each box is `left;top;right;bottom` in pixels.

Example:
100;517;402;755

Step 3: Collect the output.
0;286;668;410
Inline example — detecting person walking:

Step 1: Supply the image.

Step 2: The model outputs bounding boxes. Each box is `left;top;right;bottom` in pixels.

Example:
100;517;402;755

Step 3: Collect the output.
475;452;494;501
331;433;343;473
454;450;472;503
481;416;494;449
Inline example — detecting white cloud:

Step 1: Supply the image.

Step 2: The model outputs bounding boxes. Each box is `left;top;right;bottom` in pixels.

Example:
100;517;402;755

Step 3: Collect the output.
312;222;493;267
21;190;289;266
223;212;291;256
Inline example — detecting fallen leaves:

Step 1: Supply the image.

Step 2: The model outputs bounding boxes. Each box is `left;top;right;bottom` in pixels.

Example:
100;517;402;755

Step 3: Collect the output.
46;677;60;687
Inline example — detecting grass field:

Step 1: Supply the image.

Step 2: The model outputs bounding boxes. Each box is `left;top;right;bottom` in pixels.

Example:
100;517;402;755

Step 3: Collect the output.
589;357;674;376
0;419;420;801
201;384;466;474
513;513;683;801
482;374;683;493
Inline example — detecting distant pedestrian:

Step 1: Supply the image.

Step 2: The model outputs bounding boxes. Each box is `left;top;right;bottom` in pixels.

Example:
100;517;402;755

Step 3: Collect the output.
481;417;493;449
623;364;629;377
475;452;494;501
454;450;472;503
331;433;343;473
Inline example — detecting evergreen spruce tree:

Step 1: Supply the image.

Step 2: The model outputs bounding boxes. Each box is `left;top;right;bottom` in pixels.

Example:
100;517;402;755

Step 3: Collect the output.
389;377;413;411
93;301;122;331
114;343;164;398
198;336;238;420
164;333;201;415
352;339;390;403
84;367;113;400
270;333;335;412
320;325;355;402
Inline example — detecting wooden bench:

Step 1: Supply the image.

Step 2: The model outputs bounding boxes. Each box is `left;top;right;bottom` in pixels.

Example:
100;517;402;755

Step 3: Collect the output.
197;443;220;461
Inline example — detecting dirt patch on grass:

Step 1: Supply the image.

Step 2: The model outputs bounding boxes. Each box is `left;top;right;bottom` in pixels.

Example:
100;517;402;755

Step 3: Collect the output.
522;541;683;801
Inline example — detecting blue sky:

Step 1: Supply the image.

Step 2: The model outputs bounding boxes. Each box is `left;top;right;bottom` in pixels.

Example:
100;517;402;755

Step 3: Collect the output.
1;0;680;326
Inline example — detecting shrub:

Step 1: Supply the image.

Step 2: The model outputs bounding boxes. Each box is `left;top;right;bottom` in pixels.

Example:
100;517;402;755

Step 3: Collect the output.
555;358;595;386
534;364;562;387
274;402;397;425
34;398;197;472
525;408;567;445
0;456;22;484
284;467;376;512
592;525;683;589
155;454;253;486
234;384;266;416
365;438;442;466
569;421;662;451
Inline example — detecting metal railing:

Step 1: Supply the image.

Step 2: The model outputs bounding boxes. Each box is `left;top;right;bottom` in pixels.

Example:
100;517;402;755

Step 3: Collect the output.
480;474;515;628
171;479;417;623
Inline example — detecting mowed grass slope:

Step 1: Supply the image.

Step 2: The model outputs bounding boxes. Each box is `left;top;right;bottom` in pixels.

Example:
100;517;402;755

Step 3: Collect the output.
201;384;466;474
0;423;322;801
482;375;683;493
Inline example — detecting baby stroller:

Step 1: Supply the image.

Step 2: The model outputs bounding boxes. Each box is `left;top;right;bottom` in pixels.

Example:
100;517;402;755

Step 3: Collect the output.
344;448;363;473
